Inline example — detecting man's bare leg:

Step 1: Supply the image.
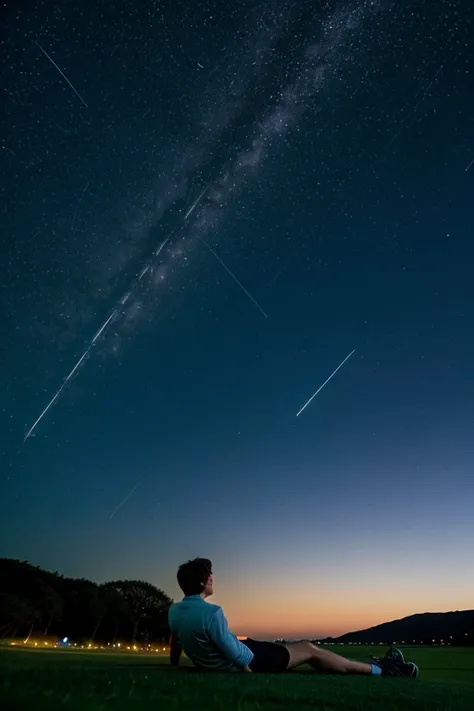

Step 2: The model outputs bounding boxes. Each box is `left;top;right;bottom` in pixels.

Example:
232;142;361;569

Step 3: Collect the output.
282;641;373;674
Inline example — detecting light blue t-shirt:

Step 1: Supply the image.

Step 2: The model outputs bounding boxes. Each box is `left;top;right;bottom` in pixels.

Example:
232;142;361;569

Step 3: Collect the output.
168;595;254;671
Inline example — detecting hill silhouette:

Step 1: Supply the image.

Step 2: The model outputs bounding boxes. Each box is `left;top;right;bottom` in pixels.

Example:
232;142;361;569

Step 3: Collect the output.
321;610;474;646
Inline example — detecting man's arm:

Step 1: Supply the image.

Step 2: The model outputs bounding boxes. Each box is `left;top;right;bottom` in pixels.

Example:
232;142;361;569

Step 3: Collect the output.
208;608;254;670
169;633;182;666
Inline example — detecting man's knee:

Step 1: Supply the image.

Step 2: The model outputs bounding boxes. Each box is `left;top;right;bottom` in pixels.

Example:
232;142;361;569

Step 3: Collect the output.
285;640;319;668
296;641;319;653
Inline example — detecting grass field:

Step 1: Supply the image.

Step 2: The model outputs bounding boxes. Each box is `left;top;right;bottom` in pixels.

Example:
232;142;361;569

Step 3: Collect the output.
1;645;474;710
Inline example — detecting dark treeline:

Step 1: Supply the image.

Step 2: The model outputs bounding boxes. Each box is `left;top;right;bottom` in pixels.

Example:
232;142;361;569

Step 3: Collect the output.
0;559;172;643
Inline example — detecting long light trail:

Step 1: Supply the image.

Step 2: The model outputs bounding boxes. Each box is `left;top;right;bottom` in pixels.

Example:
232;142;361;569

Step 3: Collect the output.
24;238;170;441
23;314;117;441
296;349;356;417
35;41;88;108
199;237;268;319
108;480;143;519
184;187;207;220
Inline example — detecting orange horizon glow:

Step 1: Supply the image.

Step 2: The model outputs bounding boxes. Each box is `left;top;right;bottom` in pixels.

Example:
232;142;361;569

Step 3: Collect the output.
188;550;474;641
208;588;474;640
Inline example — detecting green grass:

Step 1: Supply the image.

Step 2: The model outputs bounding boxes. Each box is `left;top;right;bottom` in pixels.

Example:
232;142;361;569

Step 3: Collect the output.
1;645;473;710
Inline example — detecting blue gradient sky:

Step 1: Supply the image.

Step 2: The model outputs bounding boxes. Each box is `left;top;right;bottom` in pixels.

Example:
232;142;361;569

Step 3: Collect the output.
1;0;473;639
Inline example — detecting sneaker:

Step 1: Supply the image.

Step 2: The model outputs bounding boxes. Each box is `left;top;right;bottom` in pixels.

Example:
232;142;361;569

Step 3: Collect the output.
376;656;419;679
371;647;406;665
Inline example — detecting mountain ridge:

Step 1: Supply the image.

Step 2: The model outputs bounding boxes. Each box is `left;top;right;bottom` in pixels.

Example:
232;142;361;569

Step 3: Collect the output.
319;610;474;645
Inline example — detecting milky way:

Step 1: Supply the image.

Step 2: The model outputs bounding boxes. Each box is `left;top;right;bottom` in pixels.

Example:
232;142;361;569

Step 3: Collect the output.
24;0;380;439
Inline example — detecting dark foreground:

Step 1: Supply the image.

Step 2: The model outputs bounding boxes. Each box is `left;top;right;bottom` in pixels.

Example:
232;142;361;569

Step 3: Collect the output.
1;645;474;710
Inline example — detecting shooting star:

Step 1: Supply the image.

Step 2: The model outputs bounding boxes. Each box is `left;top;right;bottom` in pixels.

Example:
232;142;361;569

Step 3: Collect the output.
465;157;474;173
24;311;116;441
184;187;207;221
92;310;116;343
108;480;143;519
35;40;88;108
296;349;356;417
200;237;268;319
24;345;92;441
154;237;169;256
138;265;150;281
24;234;172;440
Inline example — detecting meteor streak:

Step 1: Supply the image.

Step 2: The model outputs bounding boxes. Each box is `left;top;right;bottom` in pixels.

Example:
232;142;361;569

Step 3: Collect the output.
24;318;122;440
154;237;169;256
184;187;207;220
108;480;142;519
138;265;150;281
35;41;88;108
24;311;116;440
23;345;92;441
296;349;356;417
24;234;173;440
200;237;268;319
92;311;116;343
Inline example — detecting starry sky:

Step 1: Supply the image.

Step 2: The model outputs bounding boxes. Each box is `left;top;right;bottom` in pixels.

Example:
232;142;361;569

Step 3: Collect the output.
1;0;473;640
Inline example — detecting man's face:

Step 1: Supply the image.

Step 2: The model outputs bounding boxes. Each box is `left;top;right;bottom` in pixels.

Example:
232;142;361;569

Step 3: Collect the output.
202;572;214;597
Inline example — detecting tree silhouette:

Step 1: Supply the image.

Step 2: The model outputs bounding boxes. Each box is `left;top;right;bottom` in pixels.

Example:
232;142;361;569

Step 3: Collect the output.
104;580;172;641
0;559;173;643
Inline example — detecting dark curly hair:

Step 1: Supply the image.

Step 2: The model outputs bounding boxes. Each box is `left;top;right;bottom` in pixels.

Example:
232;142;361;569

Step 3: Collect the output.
177;558;212;596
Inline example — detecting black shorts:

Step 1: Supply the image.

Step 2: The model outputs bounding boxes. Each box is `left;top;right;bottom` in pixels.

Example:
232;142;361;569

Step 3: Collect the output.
241;638;290;673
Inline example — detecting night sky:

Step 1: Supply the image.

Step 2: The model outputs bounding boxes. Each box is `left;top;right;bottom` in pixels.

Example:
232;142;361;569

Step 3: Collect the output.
1;0;473;640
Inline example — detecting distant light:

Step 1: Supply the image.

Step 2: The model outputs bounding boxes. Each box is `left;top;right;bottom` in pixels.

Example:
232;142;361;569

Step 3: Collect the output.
63;637;68;644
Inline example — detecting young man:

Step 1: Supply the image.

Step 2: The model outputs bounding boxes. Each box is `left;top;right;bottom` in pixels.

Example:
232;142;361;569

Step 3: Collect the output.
168;558;419;677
